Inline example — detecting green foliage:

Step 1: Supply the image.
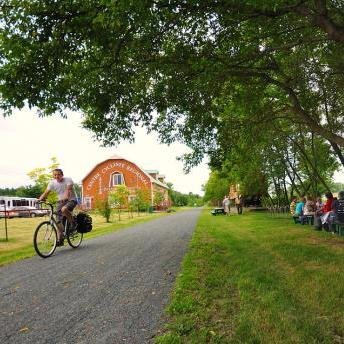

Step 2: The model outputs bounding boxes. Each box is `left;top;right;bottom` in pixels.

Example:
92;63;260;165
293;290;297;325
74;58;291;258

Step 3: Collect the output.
168;183;203;207
94;197;112;223
153;190;164;208
108;185;130;220
0;188;17;196
26;157;60;203
133;187;151;212
1;1;343;160
173;192;188;206
203;171;231;205
207;114;339;206
108;185;130;208
186;193;204;207
168;183;188;206
27;157;59;190
1;1;343;197
14;185;42;198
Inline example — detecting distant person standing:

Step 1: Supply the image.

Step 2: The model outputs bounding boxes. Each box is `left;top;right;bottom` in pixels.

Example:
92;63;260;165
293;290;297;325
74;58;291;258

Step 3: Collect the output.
222;195;230;215
235;195;243;214
38;168;77;246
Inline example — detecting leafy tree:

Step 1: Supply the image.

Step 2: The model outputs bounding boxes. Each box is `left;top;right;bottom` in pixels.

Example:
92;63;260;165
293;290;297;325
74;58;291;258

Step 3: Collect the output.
133;187;151;213
159;182;204;207
2;1;343;200
108;185;129;221
15;185;42;198
170;191;188;207
27;157;60;203
166;182;175;204
1;0;343;168
27;157;59;189
0;188;17;196
94;196;112;223
203;171;231;206
153;190;165;209
186;192;204;207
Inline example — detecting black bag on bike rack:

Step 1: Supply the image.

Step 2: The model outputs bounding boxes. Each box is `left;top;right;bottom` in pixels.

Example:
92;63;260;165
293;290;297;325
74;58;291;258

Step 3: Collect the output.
76;212;93;233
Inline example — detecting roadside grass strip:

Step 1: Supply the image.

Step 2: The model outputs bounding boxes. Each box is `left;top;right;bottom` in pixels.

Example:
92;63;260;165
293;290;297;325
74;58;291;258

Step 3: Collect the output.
0;211;167;266
156;210;344;344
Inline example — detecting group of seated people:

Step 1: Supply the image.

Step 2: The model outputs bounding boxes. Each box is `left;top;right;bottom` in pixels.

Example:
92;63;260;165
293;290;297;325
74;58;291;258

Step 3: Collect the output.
290;191;344;232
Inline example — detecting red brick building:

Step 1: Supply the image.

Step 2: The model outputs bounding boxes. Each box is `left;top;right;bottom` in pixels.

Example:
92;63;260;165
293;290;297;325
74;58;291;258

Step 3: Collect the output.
81;155;170;209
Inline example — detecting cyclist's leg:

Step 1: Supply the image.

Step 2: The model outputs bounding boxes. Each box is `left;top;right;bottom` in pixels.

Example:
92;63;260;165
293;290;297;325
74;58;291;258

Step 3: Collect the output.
56;201;66;242
61;200;77;229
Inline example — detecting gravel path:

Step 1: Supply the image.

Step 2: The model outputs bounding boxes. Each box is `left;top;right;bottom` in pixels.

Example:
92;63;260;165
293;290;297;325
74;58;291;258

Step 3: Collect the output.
0;208;201;344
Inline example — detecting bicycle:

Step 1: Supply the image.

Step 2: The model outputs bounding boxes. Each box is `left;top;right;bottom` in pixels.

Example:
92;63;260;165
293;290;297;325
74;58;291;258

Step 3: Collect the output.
33;201;83;258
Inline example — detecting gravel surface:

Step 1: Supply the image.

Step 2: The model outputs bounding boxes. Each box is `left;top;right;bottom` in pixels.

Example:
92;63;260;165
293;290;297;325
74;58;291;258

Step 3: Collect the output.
0;208;201;344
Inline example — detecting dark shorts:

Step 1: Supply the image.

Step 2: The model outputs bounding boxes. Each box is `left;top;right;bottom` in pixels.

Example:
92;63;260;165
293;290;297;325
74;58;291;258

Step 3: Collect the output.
57;200;77;221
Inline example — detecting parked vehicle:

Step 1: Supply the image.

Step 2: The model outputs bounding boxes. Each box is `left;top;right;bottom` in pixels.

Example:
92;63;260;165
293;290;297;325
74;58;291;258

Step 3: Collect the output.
15;206;48;218
0;197;47;218
0;196;38;208
0;208;19;218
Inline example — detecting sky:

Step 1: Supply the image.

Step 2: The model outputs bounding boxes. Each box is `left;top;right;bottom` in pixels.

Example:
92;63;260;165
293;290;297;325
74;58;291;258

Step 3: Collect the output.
0;109;210;195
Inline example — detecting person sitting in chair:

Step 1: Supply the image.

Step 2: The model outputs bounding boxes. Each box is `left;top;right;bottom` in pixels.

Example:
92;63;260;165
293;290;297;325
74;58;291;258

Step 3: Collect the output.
332;191;344;225
314;192;334;231
295;197;305;216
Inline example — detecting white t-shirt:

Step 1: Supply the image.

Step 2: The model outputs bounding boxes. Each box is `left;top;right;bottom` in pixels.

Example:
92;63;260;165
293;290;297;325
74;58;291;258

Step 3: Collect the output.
223;198;230;206
47;177;76;201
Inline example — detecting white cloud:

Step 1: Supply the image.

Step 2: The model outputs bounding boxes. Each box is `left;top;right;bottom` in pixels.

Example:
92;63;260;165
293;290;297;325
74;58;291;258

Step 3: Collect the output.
0;109;209;195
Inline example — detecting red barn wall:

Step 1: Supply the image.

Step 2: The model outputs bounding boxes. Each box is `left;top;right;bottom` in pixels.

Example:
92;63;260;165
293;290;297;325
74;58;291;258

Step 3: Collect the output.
82;158;169;209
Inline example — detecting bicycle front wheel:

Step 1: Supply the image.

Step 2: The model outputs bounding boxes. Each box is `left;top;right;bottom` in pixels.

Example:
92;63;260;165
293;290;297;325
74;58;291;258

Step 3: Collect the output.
67;229;83;248
33;221;57;258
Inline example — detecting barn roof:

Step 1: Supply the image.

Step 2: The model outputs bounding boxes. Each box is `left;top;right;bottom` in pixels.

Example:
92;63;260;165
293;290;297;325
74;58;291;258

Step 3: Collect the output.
82;155;169;189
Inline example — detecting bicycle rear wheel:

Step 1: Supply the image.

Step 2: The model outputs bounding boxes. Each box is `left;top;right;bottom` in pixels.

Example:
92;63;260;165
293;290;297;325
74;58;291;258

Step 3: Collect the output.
67;228;83;248
33;221;57;258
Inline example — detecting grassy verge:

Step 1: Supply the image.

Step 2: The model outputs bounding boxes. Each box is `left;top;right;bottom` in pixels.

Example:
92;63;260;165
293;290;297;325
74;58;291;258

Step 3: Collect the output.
156;210;344;344
0;210;169;266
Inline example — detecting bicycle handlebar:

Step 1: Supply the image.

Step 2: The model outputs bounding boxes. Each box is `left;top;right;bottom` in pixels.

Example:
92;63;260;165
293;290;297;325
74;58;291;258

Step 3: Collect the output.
37;200;54;212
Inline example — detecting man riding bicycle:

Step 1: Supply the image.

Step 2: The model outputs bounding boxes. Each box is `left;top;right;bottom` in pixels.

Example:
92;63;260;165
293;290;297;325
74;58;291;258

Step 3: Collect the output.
38;168;77;246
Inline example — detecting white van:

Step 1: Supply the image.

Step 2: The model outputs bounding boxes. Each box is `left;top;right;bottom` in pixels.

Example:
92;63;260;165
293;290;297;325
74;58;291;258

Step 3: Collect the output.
0;196;45;218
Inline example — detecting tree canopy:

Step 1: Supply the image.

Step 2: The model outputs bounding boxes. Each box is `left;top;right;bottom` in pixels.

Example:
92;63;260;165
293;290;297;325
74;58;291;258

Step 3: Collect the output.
1;1;343;171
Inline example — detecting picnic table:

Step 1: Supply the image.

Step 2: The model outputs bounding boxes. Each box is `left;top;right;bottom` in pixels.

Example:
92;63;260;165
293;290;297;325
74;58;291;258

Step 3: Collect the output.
211;207;225;215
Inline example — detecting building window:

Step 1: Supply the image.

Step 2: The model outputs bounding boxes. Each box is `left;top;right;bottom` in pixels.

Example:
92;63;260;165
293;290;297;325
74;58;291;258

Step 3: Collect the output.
83;197;93;210
110;172;124;187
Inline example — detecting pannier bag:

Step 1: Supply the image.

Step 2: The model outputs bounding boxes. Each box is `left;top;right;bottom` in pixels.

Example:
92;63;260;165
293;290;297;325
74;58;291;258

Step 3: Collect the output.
76;212;93;233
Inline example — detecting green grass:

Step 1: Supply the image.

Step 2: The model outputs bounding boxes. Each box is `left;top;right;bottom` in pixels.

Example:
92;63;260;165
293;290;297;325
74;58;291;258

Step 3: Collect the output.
155;210;344;344
0;210;170;266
